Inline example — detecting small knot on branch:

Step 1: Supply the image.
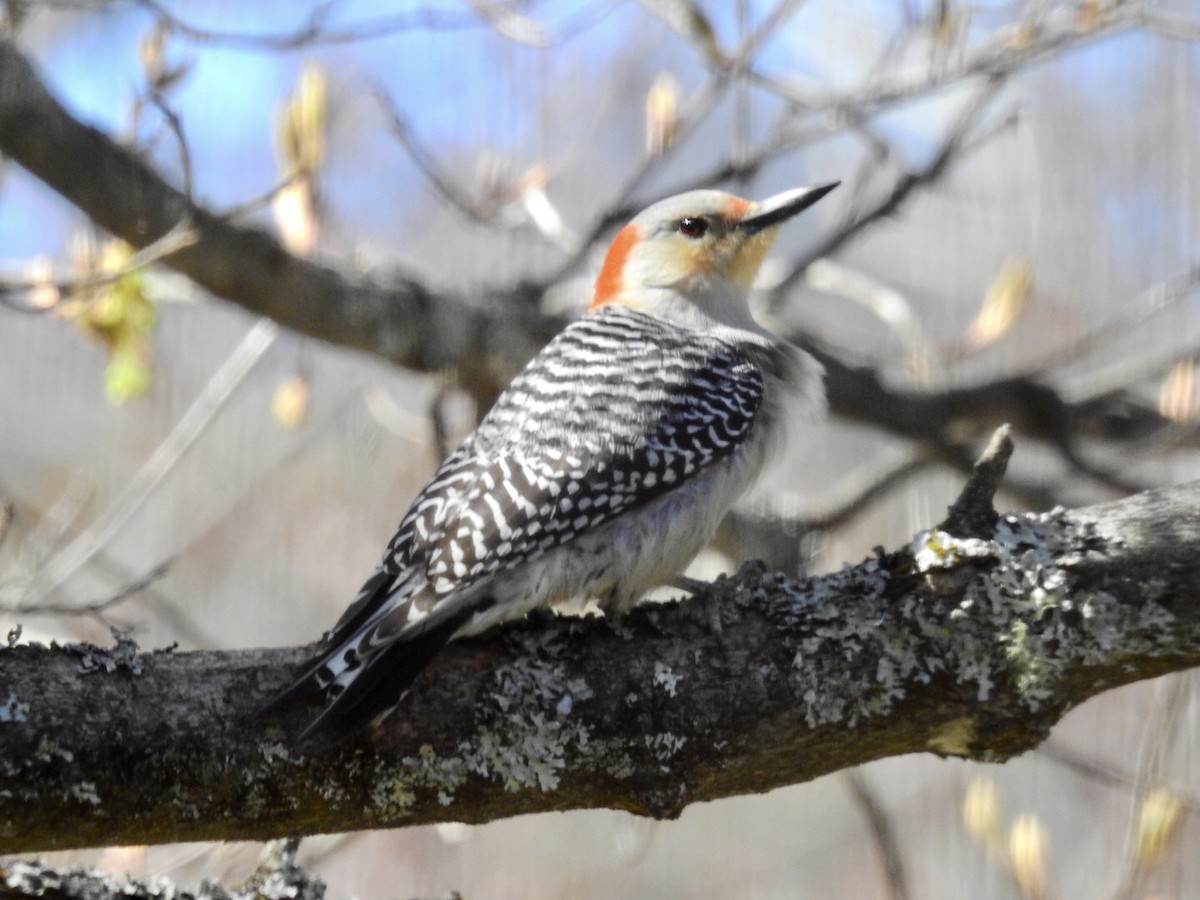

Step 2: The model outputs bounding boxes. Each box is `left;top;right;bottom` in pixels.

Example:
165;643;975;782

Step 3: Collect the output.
939;425;1014;539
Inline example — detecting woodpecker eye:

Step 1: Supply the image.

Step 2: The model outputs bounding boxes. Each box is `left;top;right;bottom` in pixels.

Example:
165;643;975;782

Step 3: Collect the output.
677;217;709;239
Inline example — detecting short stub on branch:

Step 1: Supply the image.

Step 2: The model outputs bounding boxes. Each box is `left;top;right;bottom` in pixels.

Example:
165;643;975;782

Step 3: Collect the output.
939;424;1014;539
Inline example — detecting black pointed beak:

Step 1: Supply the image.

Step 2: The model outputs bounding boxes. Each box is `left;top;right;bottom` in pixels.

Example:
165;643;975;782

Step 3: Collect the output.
739;182;840;234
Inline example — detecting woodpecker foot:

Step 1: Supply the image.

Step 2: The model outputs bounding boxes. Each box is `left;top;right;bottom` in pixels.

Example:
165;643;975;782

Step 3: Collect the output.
671;576;724;638
670;575;710;595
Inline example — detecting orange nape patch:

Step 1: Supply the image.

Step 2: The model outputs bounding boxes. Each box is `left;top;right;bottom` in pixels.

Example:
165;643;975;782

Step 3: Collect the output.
590;223;642;310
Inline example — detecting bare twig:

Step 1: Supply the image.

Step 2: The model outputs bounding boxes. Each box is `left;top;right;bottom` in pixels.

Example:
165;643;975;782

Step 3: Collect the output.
844;770;912;900
581;0;814;252
216;172;305;222
0;499;12;551
1103;673;1196;900
1055;444;1149;499
634;0;724;62
372;88;579;251
0;560;172;621
372;87;501;227
1038;741;1200;818
21;320;278;606
0;218;198;312
428;382;454;463
1140;9;1200;42
800;454;934;532
135;0;495;50
1034;264;1200;397
657;0;1115;205
720;452;935;564
758;3;1135;116
131;0;619;51
553;71;733;277
145;91;194;204
86;550;213;648
774;74;1008;295
801;259;939;384
736;0;811;61
464;0;549;46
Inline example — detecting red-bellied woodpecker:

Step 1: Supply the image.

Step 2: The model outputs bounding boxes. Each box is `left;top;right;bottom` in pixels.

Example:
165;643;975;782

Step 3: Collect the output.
278;183;838;738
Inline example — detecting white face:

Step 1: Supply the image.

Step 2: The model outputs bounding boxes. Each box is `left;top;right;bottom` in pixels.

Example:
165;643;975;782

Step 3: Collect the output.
592;185;835;317
623;190;777;296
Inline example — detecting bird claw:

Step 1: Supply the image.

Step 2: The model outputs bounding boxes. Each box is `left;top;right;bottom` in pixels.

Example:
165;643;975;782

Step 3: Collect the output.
670;575;724;638
670;575;710;596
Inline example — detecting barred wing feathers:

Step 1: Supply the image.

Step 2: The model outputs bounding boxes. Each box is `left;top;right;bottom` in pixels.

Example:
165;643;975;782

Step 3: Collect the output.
282;306;765;735
388;306;764;596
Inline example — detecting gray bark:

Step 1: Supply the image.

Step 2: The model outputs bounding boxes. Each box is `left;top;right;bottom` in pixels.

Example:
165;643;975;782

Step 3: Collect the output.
0;839;324;899
1;478;1197;854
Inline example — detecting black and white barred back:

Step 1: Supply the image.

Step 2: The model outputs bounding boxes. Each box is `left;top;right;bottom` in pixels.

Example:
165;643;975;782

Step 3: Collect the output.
276;305;766;737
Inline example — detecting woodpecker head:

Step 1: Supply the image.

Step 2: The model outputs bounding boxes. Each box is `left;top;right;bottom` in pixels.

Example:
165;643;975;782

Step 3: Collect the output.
590;183;838;329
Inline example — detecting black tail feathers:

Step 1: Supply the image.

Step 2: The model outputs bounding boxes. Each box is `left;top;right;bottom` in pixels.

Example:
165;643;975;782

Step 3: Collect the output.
291;601;482;741
292;602;475;744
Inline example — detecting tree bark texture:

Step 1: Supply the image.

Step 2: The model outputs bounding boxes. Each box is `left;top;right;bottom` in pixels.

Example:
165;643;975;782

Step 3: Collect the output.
1;481;1197;854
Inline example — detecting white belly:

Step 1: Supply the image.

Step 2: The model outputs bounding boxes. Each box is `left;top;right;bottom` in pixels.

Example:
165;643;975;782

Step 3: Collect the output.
455;438;763;637
454;344;822;636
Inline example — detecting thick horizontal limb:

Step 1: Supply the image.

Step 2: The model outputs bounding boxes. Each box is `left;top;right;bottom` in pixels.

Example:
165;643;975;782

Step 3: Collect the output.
1;480;1198;854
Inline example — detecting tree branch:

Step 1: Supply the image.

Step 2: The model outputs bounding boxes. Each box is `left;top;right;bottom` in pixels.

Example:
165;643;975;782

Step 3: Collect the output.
0;37;556;403
1;478;1198;854
0;839;324;900
0;37;1178;477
